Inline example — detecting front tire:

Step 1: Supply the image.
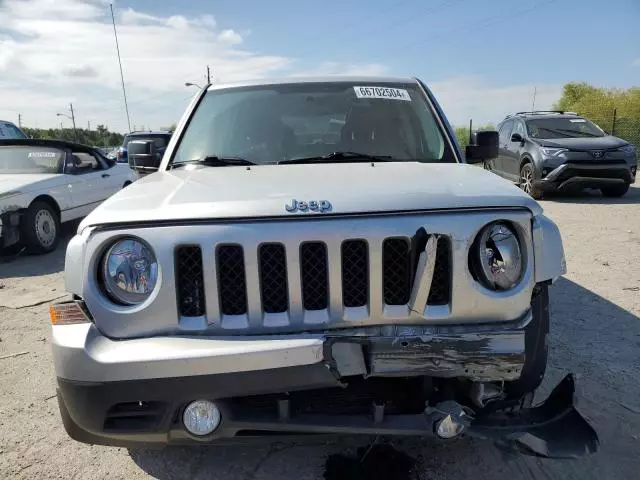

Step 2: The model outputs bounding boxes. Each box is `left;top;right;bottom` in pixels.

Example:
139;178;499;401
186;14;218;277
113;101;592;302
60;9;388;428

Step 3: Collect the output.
21;201;60;254
519;162;543;200
505;284;549;399
601;183;629;198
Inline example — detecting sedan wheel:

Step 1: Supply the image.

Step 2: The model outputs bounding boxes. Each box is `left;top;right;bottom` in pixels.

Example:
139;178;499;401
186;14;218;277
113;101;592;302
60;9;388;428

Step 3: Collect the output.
21;201;61;254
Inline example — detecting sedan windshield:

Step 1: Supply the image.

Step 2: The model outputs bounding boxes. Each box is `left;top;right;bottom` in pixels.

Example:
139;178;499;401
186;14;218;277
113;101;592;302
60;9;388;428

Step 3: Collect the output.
527;117;605;139
0;146;64;174
171;82;455;166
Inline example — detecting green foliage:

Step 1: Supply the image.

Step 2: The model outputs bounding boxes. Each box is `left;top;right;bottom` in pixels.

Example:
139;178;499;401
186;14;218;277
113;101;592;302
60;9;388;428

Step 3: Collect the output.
553;82;640;146
21;124;124;147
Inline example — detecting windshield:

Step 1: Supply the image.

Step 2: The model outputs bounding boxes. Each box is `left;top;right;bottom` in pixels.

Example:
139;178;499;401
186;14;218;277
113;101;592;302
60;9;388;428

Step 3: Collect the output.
0;146;64;174
527;117;605;139
171;82;454;166
0;122;27;139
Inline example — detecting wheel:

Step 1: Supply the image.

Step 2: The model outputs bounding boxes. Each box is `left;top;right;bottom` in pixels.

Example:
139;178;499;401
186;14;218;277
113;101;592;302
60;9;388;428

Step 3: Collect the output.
505;284;549;399
519;162;543;200
21;201;60;254
483;160;493;171
600;183;629;198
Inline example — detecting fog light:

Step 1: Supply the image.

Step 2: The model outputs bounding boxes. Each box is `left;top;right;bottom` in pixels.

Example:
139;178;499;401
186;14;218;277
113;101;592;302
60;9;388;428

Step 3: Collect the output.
435;414;466;439
542;168;550;177
183;400;221;436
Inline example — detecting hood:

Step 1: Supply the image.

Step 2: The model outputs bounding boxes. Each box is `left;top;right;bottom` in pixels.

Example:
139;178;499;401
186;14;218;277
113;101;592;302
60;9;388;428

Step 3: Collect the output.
80;162;541;228
532;135;627;150
0;174;60;196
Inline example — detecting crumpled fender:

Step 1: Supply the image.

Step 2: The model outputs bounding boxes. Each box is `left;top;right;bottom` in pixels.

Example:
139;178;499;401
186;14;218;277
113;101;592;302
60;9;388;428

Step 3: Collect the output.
532;214;567;283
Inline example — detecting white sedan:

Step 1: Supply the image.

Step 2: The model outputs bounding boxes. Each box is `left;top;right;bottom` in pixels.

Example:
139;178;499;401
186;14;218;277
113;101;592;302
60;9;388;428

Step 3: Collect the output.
0;139;138;253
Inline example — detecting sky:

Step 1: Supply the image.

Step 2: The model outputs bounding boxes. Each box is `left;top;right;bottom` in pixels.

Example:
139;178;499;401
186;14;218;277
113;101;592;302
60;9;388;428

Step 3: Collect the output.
0;0;639;133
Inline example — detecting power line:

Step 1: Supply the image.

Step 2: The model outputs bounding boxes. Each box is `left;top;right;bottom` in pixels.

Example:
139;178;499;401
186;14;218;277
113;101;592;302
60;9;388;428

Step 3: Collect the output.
110;3;132;133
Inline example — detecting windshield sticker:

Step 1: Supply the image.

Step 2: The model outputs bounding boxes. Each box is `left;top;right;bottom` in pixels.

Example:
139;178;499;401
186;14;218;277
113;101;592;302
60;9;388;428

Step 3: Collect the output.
569;119;586;123
354;86;411;101
28;151;57;158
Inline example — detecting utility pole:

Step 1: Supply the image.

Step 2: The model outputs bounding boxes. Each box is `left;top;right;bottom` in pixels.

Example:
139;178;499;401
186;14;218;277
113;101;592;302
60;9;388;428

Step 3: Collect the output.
207;65;211;84
531;86;537;112
18;114;22;128
88;120;91;131
70;103;78;141
110;3;132;133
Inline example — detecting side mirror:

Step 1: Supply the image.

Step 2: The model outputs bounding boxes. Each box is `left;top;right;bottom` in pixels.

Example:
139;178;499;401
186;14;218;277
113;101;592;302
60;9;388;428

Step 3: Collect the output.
128;140;160;176
511;133;524;143
465;130;499;164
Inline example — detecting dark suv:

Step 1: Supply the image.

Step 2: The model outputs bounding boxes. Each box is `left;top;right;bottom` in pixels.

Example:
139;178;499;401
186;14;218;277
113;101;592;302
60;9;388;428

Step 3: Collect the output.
489;111;637;199
116;130;173;164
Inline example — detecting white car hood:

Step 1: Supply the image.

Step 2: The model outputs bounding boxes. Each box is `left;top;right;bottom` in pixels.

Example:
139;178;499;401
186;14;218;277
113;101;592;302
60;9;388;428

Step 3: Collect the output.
0;174;60;196
80;162;541;228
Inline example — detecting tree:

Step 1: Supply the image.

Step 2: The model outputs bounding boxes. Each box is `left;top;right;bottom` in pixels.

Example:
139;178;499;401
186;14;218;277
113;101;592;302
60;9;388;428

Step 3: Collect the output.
553;82;640;146
21;126;124;147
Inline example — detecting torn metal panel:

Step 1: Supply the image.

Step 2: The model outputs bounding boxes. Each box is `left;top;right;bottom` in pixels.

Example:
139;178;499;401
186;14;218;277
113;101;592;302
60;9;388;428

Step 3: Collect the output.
366;332;525;382
409;234;438;316
331;342;367;377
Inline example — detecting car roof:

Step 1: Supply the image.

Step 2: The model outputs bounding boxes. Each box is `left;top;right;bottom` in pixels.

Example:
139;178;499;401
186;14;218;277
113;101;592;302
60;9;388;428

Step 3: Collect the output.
207;75;420;91
0;138;98;153
501;111;583;123
126;131;173;136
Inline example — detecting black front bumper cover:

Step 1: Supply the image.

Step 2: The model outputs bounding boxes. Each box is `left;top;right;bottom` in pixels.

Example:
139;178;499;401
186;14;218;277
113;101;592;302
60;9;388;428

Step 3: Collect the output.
57;364;598;458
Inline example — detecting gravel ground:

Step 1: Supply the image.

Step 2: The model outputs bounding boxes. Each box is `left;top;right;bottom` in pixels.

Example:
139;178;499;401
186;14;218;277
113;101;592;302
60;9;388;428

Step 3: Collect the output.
1;186;639;479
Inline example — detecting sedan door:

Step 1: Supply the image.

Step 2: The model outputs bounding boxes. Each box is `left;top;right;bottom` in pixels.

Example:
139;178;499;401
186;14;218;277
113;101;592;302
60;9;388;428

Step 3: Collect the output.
63;150;116;219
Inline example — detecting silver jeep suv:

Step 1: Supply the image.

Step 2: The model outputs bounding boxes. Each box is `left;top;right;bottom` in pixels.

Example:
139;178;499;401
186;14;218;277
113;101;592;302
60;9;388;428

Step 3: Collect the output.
51;77;598;457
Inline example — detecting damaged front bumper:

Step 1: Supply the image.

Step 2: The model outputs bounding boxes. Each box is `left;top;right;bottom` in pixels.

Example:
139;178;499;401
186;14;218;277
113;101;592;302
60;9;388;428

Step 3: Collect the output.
54;317;598;457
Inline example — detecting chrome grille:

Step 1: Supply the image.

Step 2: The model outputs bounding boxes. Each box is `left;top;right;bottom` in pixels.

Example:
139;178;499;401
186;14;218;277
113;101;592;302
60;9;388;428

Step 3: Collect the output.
175;246;205;316
300;242;329;311
217;245;248;315
341;240;369;308
259;243;288;313
176;234;453;324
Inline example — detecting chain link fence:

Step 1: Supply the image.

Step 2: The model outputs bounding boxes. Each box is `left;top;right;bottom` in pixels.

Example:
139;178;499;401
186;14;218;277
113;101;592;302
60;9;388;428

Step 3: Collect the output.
581;108;640;147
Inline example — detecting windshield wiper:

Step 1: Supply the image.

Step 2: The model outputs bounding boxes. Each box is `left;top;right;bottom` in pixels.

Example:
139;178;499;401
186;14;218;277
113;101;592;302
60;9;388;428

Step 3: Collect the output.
278;151;393;165
171;156;256;169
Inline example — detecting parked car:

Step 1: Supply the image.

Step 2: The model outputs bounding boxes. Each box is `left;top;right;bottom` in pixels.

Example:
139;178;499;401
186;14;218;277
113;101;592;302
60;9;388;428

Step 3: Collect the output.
116;130;173;164
0;120;28;139
489;111;637;199
0;138;137;252
51;77;598;457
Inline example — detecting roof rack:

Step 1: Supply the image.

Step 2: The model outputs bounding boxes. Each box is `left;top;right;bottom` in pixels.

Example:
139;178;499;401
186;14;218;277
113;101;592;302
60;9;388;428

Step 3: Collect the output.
504;110;578;119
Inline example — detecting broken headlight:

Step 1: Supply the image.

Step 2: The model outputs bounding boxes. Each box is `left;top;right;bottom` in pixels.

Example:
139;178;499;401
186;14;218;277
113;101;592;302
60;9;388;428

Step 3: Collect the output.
101;237;158;305
470;222;523;291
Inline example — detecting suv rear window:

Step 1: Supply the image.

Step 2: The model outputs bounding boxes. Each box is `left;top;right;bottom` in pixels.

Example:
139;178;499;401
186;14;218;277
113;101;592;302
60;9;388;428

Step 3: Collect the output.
0;122;27;139
171;82;455;165
124;135;170;149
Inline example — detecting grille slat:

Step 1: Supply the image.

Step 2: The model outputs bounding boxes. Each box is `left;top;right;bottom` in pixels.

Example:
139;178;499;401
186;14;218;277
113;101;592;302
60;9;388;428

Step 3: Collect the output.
176;246;205;317
259;244;289;313
342;240;369;308
217;245;248;315
382;238;412;305
427;237;451;305
300;242;329;311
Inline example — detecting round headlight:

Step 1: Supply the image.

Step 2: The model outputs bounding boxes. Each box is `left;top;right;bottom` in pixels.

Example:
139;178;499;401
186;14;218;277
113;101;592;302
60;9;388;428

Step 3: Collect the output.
102;237;158;305
472;222;523;291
